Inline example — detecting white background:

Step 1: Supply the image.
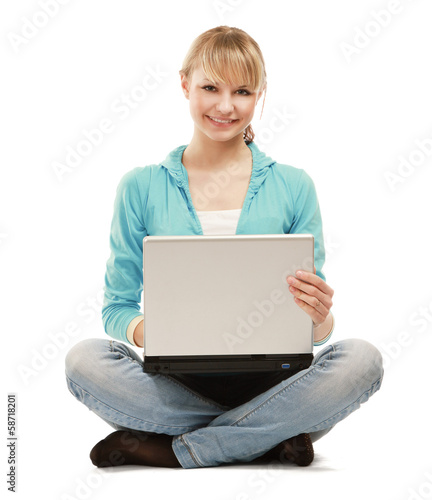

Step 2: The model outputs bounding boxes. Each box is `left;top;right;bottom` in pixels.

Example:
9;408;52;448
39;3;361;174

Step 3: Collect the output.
1;1;432;499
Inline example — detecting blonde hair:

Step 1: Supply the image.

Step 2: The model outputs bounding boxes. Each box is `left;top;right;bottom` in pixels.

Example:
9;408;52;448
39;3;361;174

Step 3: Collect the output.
179;26;267;144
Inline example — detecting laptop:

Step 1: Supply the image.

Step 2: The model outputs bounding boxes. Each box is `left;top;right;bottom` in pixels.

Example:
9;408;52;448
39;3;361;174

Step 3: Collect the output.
142;234;314;374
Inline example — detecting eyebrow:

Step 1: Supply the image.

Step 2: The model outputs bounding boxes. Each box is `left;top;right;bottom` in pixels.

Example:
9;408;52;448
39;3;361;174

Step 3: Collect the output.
201;79;249;88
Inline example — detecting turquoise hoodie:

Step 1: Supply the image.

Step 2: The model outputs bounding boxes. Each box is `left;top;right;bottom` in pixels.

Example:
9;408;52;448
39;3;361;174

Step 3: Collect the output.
102;141;326;345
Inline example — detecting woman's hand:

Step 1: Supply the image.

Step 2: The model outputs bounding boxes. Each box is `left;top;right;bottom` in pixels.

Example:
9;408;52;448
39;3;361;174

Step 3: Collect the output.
133;320;144;348
286;266;334;327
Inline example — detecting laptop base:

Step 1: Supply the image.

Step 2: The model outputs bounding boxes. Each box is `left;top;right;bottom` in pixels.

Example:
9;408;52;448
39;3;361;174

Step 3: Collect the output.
143;354;313;375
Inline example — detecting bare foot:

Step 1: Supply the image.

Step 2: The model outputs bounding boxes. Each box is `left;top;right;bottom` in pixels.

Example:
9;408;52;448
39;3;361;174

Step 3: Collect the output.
90;430;181;468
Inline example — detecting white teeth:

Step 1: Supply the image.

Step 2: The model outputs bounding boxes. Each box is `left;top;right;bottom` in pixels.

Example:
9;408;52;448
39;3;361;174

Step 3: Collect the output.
209;116;234;124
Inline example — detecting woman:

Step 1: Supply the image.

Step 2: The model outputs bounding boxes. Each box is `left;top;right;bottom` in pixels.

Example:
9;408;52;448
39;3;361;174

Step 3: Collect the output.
65;26;384;469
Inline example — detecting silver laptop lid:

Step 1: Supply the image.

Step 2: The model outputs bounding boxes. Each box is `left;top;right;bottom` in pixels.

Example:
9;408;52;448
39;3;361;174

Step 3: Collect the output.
143;234;314;356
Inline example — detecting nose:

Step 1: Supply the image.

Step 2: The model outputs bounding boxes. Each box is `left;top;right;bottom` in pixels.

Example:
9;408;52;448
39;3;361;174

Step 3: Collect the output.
216;93;234;115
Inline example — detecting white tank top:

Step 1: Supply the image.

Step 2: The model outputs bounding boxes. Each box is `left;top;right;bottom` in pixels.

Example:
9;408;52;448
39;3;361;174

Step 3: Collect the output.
196;208;242;235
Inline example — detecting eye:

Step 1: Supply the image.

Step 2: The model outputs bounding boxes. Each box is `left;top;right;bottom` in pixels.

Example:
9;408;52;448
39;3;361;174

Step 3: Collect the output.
201;85;251;95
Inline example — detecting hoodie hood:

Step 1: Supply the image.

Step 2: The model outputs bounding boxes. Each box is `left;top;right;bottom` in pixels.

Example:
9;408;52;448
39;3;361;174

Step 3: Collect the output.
160;142;276;198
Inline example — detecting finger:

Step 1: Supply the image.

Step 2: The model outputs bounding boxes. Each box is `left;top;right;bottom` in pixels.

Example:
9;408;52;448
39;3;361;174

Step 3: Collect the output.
287;278;333;310
293;270;334;298
290;286;330;317
294;297;327;325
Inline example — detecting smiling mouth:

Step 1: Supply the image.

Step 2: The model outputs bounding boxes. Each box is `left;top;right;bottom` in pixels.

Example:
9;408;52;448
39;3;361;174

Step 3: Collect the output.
207;116;238;124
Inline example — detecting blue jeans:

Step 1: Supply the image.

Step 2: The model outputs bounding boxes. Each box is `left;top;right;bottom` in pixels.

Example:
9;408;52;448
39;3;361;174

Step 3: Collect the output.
65;338;384;468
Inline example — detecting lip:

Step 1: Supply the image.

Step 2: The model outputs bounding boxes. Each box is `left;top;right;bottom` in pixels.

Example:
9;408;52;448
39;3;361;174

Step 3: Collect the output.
206;115;239;127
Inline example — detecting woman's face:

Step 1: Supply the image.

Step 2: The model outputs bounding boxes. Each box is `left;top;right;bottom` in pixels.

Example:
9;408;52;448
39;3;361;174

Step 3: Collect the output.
181;65;264;143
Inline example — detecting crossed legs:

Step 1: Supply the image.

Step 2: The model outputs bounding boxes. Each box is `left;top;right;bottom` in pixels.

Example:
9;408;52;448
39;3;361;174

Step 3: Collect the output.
65;338;384;469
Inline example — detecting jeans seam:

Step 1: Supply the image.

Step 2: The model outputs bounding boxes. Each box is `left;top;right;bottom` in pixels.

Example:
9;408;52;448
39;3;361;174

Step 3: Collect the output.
230;364;322;426
179;435;203;468
66;375;196;431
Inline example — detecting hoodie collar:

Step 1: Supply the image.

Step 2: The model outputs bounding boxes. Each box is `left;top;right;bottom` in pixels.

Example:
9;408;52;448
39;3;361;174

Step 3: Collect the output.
161;142;275;192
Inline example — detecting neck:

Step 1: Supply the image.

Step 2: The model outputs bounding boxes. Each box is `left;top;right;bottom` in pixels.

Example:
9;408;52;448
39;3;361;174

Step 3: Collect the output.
183;127;251;171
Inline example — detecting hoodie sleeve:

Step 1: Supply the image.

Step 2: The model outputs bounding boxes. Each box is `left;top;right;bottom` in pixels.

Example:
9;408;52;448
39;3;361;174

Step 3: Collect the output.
289;170;333;347
289;169;326;283
102;168;147;344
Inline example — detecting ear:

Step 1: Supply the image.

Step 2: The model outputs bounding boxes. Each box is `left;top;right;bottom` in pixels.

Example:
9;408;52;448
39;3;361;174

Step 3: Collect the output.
180;73;190;100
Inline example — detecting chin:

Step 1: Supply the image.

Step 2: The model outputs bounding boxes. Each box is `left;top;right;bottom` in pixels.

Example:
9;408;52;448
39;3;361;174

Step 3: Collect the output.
201;124;245;142
206;132;245;143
